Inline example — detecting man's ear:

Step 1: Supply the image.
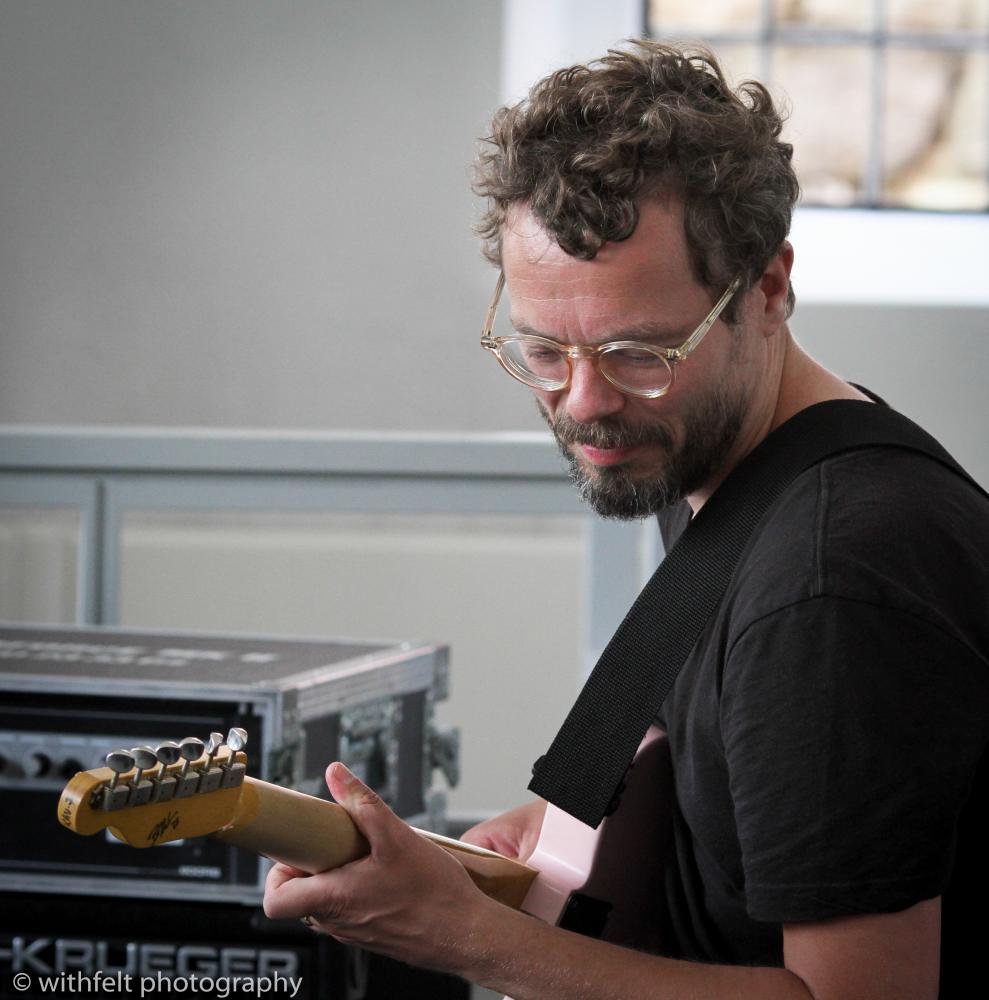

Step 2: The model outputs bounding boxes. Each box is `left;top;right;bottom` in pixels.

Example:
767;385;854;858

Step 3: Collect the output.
758;241;794;332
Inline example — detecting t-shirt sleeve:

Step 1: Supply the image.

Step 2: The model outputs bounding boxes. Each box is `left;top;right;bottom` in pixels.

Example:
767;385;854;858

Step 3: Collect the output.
722;595;989;924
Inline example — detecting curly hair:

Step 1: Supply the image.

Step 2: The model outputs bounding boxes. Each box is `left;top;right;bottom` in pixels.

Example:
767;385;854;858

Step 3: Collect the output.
474;40;799;321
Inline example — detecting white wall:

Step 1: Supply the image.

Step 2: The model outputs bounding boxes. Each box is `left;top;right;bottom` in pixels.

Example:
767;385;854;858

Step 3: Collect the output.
792;304;988;484
0;0;526;432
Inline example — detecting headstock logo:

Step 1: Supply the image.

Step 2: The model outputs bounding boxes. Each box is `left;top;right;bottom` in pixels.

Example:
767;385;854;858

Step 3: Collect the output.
147;811;180;845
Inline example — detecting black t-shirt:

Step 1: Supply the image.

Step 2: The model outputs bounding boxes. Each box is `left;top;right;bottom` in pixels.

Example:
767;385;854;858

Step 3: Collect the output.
656;445;989;991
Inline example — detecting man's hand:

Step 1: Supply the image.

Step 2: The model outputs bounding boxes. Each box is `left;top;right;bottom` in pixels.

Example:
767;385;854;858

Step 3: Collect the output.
262;762;494;972
462;798;547;862
262;771;940;1000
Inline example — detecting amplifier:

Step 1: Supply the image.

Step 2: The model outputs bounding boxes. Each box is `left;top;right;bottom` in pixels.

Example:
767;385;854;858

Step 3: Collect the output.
0;891;470;999
0;624;457;905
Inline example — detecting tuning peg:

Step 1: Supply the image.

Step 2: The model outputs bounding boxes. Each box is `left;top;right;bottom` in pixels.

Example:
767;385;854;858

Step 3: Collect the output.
178;737;205;774
125;746;159;808
205;731;225;767
173;736;206;798
155;741;181;769
105;749;134;790
227;728;248;752
129;746;158;782
151;741;182;803
194;732;229;795
221;728;249;789
101;749;137;811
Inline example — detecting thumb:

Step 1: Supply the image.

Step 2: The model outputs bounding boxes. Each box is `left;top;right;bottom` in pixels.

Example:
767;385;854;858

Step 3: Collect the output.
325;762;402;851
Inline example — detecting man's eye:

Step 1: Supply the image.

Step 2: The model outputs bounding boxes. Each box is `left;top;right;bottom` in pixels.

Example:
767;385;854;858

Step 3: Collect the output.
609;348;664;366
522;346;562;362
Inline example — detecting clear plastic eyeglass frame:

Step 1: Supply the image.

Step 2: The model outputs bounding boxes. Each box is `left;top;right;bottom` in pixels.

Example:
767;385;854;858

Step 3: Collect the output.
480;272;743;399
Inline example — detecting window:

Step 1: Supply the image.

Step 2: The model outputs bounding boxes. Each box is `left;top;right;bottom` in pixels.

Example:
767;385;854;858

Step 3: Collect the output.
645;0;989;211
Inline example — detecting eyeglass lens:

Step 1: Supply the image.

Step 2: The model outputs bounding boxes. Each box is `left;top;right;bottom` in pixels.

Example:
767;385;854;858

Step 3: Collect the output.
498;339;674;395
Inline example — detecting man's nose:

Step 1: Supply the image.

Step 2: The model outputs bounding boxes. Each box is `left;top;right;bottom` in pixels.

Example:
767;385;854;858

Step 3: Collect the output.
564;358;626;424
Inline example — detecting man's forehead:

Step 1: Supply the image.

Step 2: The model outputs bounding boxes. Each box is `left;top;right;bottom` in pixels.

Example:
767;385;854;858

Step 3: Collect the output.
500;198;693;287
500;205;569;264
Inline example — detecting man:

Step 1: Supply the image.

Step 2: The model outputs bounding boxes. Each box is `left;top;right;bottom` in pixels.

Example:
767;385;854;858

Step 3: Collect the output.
263;42;989;999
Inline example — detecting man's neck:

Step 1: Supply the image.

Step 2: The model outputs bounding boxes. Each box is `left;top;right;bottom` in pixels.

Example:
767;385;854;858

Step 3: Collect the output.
769;336;871;430
686;333;870;513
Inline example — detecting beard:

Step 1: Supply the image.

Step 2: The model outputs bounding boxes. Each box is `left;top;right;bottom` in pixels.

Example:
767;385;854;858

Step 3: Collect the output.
540;386;747;519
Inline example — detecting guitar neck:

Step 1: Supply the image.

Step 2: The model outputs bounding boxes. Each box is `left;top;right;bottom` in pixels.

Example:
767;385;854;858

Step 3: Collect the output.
215;776;537;910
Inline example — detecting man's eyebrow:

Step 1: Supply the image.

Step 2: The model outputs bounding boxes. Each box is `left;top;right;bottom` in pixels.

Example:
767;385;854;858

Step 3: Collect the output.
509;316;688;344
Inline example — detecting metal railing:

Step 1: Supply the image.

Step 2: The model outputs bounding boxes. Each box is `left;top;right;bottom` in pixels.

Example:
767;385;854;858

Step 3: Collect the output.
0;426;663;677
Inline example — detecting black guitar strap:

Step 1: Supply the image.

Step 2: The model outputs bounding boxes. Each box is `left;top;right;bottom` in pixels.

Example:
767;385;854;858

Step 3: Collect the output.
528;399;988;828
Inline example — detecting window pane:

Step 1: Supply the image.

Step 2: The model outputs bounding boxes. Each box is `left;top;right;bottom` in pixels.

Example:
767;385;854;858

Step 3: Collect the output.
774;46;873;205
648;0;763;34
774;0;873;31
714;43;764;85
883;49;989;209
644;0;989;212
119;509;586;814
887;0;988;35
0;508;79;623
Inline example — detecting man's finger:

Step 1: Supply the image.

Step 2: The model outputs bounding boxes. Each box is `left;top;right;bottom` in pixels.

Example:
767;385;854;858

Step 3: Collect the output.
326;761;380;807
326;762;407;857
266;861;310;885
264;865;351;922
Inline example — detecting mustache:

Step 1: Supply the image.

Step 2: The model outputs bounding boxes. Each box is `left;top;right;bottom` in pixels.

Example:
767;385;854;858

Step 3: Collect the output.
548;412;676;451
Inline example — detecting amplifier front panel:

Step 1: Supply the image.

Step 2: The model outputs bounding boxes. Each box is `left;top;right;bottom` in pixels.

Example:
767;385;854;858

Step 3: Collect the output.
0;691;268;900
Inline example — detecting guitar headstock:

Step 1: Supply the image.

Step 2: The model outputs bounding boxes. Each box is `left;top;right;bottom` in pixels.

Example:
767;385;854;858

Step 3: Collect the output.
58;728;251;848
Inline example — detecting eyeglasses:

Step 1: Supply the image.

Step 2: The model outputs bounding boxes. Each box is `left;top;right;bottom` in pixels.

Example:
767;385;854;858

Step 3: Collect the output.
480;272;742;399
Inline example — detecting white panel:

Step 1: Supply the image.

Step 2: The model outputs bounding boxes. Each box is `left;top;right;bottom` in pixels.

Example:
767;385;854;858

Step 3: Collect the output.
502;0;644;103
119;510;587;815
0;508;79;624
790;208;989;306
791;304;989;487
0;0;514;432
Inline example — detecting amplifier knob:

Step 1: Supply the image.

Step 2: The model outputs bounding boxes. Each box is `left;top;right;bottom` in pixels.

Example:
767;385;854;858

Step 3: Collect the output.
24;752;52;778
60;758;85;779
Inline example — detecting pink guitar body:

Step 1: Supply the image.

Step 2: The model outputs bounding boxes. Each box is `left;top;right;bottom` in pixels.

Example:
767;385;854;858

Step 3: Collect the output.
520;725;674;946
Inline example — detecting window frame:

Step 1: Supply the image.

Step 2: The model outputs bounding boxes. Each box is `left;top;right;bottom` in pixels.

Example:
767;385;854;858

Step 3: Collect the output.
644;0;989;211
499;0;989;305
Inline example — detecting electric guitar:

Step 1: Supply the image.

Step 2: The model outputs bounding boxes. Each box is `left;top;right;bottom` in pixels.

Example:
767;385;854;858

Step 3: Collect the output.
57;727;671;946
